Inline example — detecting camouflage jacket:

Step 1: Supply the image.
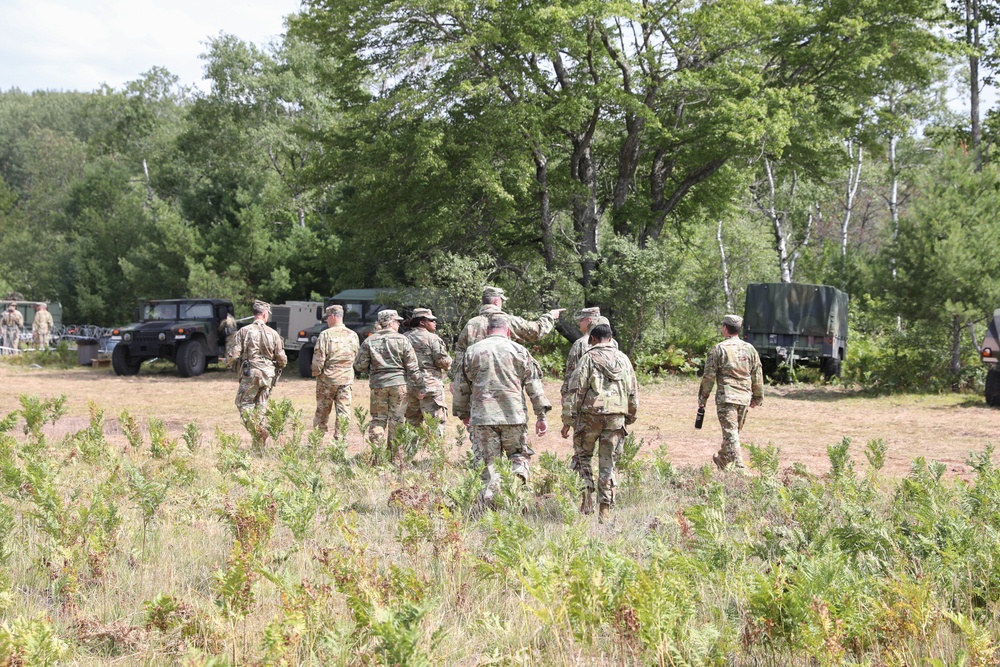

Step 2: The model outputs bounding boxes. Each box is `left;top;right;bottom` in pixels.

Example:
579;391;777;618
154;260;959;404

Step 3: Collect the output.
560;334;619;401
698;336;763;406
228;320;287;376
1;310;23;329
353;329;426;391
452;304;555;378
567;343;638;423
453;334;551;426
404;327;452;392
313;324;360;385
32;310;53;334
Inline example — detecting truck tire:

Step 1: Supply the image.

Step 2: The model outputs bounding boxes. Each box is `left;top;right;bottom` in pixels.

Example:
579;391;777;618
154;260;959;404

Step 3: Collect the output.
986;366;1000;407
112;345;142;376
177;341;207;377
298;346;314;379
822;357;842;380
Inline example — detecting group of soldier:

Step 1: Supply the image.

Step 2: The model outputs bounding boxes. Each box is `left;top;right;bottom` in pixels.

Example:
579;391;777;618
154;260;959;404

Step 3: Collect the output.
0;302;54;354
223;286;764;521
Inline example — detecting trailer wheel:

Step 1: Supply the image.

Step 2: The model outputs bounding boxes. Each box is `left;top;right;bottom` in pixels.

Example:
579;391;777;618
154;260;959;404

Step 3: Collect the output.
298;346;314;379
822;357;842;380
986;366;1000;407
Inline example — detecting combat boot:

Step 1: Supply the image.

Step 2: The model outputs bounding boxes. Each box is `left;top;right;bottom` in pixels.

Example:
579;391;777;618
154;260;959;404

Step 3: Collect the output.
580;490;595;515
598;503;611;523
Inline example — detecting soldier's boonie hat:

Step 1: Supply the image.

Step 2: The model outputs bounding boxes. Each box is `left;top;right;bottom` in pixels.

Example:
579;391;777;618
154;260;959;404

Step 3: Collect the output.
325;304;344;317
411;307;437;321
722;314;743;329
488;313;510;329
252;300;271;313
592;316;610;327
377;309;404;325
575;306;600;320
482;286;506;300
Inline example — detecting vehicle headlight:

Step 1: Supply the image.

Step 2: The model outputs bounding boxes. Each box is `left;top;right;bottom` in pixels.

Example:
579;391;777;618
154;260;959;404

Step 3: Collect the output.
158;332;166;341
123;333;132;342
311;335;318;343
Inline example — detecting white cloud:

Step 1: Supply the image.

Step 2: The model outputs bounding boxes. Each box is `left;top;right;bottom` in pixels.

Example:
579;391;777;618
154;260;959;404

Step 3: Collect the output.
0;0;301;92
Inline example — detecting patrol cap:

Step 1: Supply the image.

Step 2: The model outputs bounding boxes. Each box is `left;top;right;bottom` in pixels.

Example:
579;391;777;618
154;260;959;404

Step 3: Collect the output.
575;306;600;320
325;304;344;317
722;314;743;329
252;300;271;314
377;309;404;325
410;307;437;321
592;316;610;327
482;286;506;300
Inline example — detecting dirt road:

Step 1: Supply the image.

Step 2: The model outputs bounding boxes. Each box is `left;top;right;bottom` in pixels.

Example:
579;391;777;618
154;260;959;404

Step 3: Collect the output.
2;364;996;476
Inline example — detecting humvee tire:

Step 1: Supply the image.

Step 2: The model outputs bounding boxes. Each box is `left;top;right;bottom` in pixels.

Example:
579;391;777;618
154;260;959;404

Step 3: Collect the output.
298;346;313;379
986;366;1000;407
112;345;142;376
177;341;207;377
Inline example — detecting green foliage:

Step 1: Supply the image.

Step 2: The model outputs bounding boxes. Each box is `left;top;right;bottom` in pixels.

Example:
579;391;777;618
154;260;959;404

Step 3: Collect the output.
148;417;177;459
17;394;66;443
182;422;202;453
0;614;69;666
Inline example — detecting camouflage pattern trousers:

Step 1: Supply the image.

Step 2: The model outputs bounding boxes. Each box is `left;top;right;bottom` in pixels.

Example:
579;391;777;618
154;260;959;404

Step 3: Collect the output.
715;402;749;469
470;424;534;505
314;378;352;438
2;328;20;353
405;389;448;439
571;413;626;506
33;331;51;349
368;384;408;448
236;371;274;444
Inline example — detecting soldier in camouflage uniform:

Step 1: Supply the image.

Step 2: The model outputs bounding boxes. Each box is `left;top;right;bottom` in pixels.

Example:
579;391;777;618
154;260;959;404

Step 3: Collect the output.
404;308;452;438
312;304;360;439
454;314;551;508
560;308;618;425
452;286;564;383
219;309;238;360
562;324;638;521
32;303;54;349
698;314;764;471
354;309;426;453
1;303;24;353
227;300;288;446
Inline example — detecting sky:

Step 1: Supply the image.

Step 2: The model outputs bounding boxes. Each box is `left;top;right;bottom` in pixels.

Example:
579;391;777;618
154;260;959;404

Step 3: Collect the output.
0;0;303;93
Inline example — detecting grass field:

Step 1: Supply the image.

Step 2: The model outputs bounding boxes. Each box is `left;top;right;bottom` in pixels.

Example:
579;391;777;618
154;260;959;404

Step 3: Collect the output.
0;361;998;665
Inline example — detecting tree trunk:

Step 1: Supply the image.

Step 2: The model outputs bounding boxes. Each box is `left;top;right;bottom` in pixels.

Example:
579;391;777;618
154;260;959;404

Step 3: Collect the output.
968;0;983;167
951;314;963;388
717;218;733;311
841;141;863;256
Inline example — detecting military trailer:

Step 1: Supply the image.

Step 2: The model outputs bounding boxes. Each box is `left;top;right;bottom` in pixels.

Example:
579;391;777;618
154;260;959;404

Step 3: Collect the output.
4;301;63;348
269;300;324;355
742;283;849;379
981;308;1000;407
110;299;234;377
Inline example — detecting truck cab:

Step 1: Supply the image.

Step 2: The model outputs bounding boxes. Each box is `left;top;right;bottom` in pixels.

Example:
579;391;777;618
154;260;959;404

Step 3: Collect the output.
981;309;1000;406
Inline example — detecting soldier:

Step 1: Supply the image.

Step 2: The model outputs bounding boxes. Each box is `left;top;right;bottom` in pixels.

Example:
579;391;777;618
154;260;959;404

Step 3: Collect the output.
1;303;24;353
312;304;360;439
219;308;238;360
353;309;426;454
404;307;452;438
32;303;54;349
698;314;764;471
452;286;564;382
227;300;287;447
454;314;551;508
560;309;617;425
562;323;638;521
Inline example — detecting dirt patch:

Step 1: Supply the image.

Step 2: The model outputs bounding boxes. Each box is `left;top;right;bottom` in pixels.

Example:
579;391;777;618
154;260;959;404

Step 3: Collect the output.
1;363;996;477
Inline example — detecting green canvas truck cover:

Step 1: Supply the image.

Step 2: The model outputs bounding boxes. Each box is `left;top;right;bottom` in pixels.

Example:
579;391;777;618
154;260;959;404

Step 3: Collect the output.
743;283;848;337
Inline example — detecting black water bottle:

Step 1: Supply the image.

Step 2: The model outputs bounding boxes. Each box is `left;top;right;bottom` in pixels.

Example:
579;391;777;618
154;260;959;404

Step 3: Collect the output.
694;406;705;429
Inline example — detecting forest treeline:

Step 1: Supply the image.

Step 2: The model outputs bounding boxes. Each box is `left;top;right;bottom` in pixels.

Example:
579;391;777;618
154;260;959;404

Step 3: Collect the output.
2;0;1000;392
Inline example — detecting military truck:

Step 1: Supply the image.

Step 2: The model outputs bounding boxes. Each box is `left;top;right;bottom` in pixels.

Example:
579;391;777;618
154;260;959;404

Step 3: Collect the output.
110;299;234;377
980;309;1000;407
742;283;849;379
294;288;450;378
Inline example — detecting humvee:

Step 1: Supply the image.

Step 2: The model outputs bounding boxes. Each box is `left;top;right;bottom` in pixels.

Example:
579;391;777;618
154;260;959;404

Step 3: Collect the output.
110;299;234;377
743;283;849;379
981;308;1000;407
294;288;450;378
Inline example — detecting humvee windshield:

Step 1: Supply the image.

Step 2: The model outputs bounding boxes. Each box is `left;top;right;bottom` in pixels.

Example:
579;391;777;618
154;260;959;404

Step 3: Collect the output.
143;302;214;321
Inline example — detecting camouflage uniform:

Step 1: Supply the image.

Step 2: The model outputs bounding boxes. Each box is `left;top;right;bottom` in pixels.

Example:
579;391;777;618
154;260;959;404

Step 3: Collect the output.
353;311;426;450
219;313;238;360
312;323;360;438
560;314;617;426
698;320;763;470
228;315;287;444
1;306;24;353
567;342;638;507
452;300;556;378
404;319;452;437
453;333;551;504
32;307;54;349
